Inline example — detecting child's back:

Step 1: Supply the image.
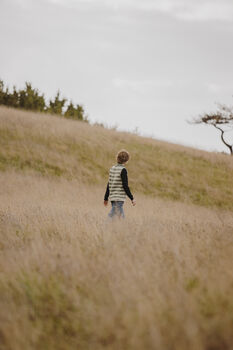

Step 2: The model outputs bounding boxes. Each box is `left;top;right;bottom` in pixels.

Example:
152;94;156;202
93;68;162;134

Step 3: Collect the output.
108;163;127;202
104;150;136;219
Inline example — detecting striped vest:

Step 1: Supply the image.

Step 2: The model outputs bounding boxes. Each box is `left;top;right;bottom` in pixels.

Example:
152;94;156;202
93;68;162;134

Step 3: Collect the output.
109;164;126;202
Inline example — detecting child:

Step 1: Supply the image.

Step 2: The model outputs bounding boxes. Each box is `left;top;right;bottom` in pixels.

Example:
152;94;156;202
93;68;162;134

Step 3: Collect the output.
104;150;136;219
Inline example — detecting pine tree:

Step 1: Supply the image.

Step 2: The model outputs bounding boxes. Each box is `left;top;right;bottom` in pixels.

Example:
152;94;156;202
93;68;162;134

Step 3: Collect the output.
18;82;46;112
64;101;88;121
64;101;76;119
0;80;6;105
46;91;66;115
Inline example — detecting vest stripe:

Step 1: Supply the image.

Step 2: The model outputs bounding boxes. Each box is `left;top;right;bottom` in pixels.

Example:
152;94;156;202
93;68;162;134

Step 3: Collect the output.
108;164;126;201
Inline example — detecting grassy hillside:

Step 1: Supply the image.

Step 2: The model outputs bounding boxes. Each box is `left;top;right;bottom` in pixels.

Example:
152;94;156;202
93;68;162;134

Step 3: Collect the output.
0;106;233;350
0;106;233;210
0;172;233;350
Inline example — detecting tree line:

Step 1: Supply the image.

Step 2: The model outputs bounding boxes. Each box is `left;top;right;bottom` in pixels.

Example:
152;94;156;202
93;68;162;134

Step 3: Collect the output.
0;80;88;122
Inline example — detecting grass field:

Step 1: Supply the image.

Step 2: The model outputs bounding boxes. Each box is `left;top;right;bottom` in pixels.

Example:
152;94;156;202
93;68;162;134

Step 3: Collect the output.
0;106;233;350
1;106;233;210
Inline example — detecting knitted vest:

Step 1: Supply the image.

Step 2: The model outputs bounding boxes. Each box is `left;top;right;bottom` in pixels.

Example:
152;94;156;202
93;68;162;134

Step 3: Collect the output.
109;164;126;202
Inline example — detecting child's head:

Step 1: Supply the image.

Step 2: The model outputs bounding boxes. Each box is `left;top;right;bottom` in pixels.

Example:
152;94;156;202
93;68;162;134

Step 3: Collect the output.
116;150;130;164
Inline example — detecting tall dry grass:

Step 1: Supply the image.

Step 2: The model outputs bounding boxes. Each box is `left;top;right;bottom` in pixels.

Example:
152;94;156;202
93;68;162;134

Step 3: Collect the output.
0;171;232;350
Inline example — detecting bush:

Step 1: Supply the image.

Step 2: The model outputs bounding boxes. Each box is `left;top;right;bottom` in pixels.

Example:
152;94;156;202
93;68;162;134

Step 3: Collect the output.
0;79;88;122
64;102;88;122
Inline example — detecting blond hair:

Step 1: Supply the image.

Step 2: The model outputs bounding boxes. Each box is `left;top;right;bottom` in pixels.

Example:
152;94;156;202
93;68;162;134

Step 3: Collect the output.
116;150;130;164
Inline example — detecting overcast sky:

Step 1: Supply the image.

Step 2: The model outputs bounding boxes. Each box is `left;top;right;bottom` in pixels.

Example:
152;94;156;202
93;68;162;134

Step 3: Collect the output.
1;0;233;152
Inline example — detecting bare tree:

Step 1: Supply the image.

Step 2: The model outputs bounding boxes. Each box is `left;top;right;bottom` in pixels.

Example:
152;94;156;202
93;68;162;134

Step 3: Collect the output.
191;102;233;155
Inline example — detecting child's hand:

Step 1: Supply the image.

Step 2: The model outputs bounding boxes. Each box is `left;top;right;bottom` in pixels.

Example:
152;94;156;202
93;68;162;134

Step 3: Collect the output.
104;200;108;206
132;199;136;206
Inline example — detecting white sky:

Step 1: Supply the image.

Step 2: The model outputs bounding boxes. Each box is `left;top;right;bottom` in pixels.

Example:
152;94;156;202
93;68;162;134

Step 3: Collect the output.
1;0;233;152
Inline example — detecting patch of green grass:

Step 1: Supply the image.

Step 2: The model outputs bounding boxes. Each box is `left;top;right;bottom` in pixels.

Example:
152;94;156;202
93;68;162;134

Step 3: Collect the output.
199;292;232;319
185;277;200;292
6;272;93;350
0;154;66;177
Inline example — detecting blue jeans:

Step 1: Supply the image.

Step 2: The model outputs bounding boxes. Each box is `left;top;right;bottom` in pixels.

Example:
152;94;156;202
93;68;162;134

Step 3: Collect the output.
108;201;125;219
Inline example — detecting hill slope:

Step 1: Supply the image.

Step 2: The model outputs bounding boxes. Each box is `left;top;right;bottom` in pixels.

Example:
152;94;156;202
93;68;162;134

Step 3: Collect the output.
0;106;233;350
0;106;233;210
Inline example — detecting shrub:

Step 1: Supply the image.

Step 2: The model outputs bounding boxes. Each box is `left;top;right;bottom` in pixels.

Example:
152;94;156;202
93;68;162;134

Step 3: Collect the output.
0;79;88;122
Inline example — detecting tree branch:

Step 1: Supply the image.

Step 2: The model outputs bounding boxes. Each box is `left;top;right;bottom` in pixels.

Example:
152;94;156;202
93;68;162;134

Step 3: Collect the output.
213;124;233;155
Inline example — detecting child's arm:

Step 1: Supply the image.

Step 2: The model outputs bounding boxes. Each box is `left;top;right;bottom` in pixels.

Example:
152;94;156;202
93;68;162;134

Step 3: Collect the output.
104;183;109;206
121;168;135;205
